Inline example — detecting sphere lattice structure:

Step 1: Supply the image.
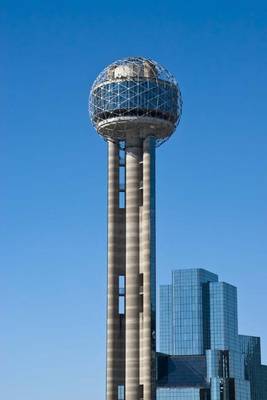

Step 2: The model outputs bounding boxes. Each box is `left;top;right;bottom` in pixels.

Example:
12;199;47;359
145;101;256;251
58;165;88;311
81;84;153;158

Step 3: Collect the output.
89;57;182;146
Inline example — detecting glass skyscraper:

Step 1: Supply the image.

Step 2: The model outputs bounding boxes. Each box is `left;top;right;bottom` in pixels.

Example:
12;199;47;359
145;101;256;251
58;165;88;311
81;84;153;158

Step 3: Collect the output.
157;268;267;400
160;269;218;356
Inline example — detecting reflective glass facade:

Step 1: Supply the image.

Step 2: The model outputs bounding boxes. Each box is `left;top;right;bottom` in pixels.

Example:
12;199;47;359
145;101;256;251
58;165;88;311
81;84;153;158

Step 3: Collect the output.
239;335;267;400
157;268;267;400
157;387;208;400
261;365;267;397
209;282;238;351
157;354;207;388
234;379;251;400
160;269;218;355
92;80;178;123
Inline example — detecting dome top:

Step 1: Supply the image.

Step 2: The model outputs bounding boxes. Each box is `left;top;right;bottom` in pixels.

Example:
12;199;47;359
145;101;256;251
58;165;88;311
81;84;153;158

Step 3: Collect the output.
93;56;177;87
89;57;182;146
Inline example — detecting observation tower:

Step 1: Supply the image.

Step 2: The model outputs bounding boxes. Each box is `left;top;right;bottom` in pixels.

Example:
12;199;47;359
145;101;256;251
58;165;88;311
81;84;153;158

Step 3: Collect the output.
89;57;182;400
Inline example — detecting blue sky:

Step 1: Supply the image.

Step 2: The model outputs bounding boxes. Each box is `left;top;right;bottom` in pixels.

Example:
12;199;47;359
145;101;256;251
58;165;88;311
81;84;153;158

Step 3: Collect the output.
1;1;267;399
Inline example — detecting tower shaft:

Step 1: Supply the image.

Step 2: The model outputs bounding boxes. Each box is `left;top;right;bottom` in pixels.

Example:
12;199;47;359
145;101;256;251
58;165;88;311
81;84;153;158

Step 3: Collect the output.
125;138;141;400
106;138;156;400
142;137;156;400
107;141;125;399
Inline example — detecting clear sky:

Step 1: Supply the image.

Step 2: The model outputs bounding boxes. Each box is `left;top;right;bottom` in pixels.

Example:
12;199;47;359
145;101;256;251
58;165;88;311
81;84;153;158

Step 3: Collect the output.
1;1;267;399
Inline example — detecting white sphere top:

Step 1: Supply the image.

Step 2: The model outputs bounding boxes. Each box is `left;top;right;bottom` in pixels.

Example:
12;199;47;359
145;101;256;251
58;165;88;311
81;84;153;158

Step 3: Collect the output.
89;57;182;146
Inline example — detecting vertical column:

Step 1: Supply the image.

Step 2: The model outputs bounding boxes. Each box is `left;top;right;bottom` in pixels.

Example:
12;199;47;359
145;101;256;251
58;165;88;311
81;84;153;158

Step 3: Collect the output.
125;138;141;400
107;140;120;400
142;137;156;400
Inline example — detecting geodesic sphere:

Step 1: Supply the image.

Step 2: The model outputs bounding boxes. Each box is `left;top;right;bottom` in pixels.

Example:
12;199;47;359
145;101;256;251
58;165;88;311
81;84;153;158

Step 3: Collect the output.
89;57;182;146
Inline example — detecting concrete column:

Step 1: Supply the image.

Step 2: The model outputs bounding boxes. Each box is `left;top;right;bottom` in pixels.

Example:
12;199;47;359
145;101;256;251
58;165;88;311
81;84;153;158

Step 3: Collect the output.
142;137;156;400
107;140;120;400
125;138;141;400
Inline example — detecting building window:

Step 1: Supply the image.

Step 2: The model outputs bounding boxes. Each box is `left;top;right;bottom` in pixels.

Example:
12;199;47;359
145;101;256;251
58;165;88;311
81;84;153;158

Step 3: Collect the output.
119;275;125;314
118;384;124;400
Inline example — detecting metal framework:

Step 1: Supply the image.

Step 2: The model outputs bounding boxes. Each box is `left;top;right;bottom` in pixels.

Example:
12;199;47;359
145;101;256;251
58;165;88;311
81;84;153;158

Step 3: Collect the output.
89;57;182;146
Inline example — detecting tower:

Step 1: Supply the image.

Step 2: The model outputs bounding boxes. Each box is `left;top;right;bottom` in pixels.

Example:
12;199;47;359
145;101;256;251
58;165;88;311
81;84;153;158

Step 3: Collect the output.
89;57;182;400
